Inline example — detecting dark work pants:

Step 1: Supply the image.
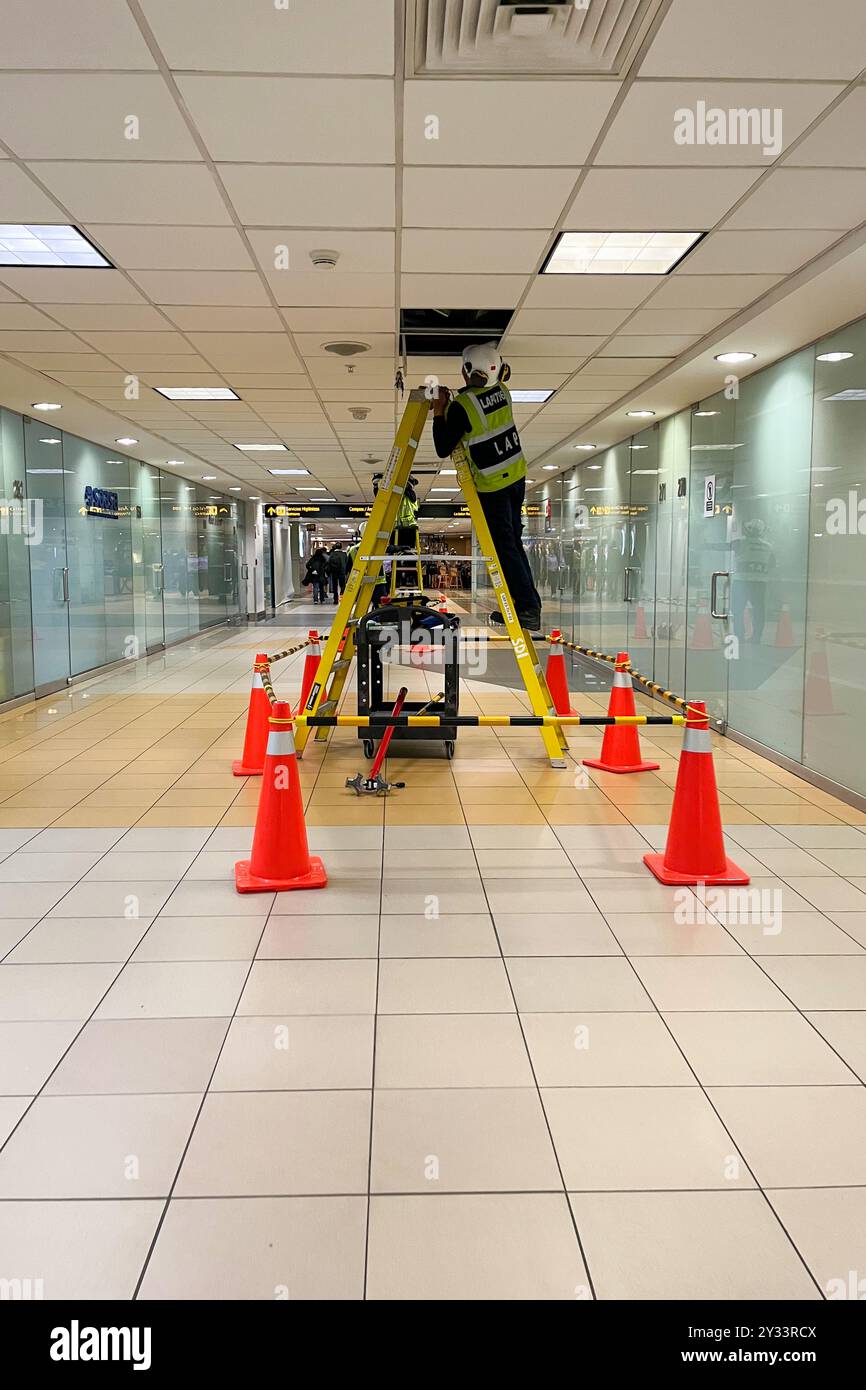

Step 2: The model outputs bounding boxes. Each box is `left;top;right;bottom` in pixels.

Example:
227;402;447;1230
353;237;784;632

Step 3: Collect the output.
478;477;542;617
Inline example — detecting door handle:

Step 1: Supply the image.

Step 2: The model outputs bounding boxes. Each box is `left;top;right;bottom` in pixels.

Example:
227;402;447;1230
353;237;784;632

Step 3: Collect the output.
61;567;70;602
623;566;638;602
711;570;730;620
153;563;164;593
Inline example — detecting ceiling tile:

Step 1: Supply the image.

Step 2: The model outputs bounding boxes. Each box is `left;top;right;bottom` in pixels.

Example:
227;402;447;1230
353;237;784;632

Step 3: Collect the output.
219;165;395;226
0;304;58;329
400;273;526;308
29;163;231;225
679;228;843;274
162;306;284;332
490;308;631;335
404;80;616;166
503;335;604;358
578;357;673;377
265;272;395;308
724;170;866;229
401;228;548;275
642;0;866;79
647;273;782;308
596;82;843;166
247;229;394;275
783;88;866;168
0;0;156;69
129;271;270;306
0;329;90;353
76;331;195;355
601;333;700;355
186;333;302;373
0;76;200;160
282;308;395;333
177;76;395;163
0;163;66;220
84;225;253;271
624;307;731;334
564;167;761;230
12;351;118;371
403;167;576;229
523;276;661;309
0;269;146;303
40;304;171;330
140;0;394;73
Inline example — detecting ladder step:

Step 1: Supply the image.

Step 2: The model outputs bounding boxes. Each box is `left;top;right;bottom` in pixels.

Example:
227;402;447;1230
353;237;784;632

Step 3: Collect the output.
332;659;351;671
317;699;337;712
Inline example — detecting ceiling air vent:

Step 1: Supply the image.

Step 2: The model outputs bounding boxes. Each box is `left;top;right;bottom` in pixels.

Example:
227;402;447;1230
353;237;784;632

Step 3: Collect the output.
409;0;664;76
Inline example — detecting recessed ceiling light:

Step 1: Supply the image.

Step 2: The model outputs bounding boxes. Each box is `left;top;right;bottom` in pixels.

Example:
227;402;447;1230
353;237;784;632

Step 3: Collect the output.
296;486;321;490
693;410;719;417
0;224;111;268
311;496;336;501
690;443;745;451
714;351;756;364
542;465;558;471
585;487;610;493
511;389;555;403
268;468;310;475
156;386;239;401
631;469;660;475
431;487;460;492
627;410;655;418
31;402;61;411
573;444;597;451
202;475;216;480
817;351;854;363
439;469;457;475
235;443;287;452
823;389;866;401
587;464;602;470
248;495;261;500
229;486;241;491
630;444;649;450
38;437;61;445
543;231;702;276
115;436;138;446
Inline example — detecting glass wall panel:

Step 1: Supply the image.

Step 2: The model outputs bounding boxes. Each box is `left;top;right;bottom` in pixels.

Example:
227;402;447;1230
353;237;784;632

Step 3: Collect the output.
726;352;811;759
136;463;164;651
804;321;866;797
0;409;36;700
685;393;738;726
62;436;134;675
625;427;660;675
588;443;631;657
159;474;193;643
655;411;691;697
23;417;71;693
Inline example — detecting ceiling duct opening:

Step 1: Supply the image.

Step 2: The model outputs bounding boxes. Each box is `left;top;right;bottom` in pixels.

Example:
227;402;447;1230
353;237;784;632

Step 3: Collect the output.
400;307;514;357
409;0;665;76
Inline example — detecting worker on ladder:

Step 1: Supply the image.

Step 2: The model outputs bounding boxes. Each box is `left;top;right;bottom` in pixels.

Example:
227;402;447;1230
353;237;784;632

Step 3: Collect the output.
432;343;542;632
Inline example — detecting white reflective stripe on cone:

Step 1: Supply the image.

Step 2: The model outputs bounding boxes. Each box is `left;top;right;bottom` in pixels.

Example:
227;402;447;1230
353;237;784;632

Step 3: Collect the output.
682;726;712;754
612;670;631;688
252;672;264;688
266;729;295;757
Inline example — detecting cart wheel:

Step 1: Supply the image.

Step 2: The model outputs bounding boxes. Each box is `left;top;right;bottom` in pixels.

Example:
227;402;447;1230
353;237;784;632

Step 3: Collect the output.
363;739;375;759
444;741;455;760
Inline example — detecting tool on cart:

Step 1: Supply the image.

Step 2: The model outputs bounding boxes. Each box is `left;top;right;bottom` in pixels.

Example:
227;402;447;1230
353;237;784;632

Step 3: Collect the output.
356;602;460;759
345;687;408;796
293;387;567;767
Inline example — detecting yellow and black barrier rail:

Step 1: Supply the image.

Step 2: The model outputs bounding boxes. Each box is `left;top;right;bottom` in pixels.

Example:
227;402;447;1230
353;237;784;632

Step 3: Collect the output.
265;635;321;664
294;713;685;729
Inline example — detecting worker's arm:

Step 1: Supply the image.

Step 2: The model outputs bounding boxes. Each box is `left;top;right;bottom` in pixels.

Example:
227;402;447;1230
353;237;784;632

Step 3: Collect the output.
430;400;469;458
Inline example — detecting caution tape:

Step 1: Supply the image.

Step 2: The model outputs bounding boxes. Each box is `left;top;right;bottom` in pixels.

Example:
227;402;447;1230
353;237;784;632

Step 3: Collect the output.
545;632;701;718
294;713;685;729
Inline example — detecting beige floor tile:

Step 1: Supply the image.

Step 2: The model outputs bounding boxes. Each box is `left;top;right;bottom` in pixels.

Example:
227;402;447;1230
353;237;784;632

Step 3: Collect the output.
569;1191;819;1300
138;1196;367;1300
710;1086;866;1187
664;1011;857;1086
0;1200;163;1299
767;1188;866;1298
521;1011;695;1087
211;1014;374;1091
805;1011;866;1082
375;1013;534;1089
45;1017;230;1095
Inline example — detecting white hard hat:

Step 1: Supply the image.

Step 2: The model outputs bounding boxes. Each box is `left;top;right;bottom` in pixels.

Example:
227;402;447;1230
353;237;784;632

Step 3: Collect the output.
462;341;502;385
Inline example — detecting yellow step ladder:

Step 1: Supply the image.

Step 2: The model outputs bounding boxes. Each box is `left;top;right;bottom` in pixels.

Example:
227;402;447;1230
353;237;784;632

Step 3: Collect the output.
293;387;568;768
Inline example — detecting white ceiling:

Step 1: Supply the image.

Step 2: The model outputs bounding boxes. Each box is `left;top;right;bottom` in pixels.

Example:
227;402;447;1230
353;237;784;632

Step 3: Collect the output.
0;0;865;504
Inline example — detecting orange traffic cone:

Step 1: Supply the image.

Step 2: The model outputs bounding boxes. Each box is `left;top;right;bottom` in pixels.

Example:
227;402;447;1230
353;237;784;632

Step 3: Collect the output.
689;608;715;651
644;700;748;886
232;653;271;777
804;635;835;715
235;701;327;893
583;652;660;774
633;603;648;640
298;630;321;714
774;604;796;649
545;631;574;716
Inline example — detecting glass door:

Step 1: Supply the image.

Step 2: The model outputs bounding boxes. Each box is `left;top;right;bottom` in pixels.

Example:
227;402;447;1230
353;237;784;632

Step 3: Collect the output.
139;463;165;652
24;418;72;695
625;428;659;675
686;396;737;729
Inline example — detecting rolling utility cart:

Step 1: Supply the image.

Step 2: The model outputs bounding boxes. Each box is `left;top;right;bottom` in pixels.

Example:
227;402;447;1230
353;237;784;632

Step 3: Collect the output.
355;601;460;759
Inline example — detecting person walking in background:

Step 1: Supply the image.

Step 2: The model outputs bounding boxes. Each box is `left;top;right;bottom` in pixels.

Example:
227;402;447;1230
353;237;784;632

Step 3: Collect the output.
326;542;349;603
303;545;328;604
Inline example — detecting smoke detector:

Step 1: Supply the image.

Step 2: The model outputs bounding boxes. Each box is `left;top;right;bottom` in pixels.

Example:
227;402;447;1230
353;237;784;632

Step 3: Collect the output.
323;341;370;357
350;406;370;421
309;248;339;269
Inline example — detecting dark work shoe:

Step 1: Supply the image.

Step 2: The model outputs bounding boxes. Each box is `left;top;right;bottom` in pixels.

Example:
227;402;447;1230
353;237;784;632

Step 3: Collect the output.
518;610;542;632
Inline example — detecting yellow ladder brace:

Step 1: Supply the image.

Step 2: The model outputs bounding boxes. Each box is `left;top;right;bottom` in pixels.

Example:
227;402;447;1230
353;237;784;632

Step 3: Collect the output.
453;442;568;768
294;388;431;755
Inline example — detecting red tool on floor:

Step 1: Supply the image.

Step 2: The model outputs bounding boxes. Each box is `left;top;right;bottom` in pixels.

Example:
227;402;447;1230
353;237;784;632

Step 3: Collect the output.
345;687;408;796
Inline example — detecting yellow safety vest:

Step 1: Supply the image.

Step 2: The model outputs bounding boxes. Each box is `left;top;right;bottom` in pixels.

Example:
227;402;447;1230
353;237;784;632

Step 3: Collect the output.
448;382;526;493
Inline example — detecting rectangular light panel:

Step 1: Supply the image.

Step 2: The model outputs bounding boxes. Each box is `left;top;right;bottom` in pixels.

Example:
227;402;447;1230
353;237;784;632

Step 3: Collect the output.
543;231;703;275
0;224;110;267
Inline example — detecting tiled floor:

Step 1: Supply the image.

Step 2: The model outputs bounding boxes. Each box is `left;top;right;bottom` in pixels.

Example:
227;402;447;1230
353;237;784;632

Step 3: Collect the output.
1;610;865;1299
